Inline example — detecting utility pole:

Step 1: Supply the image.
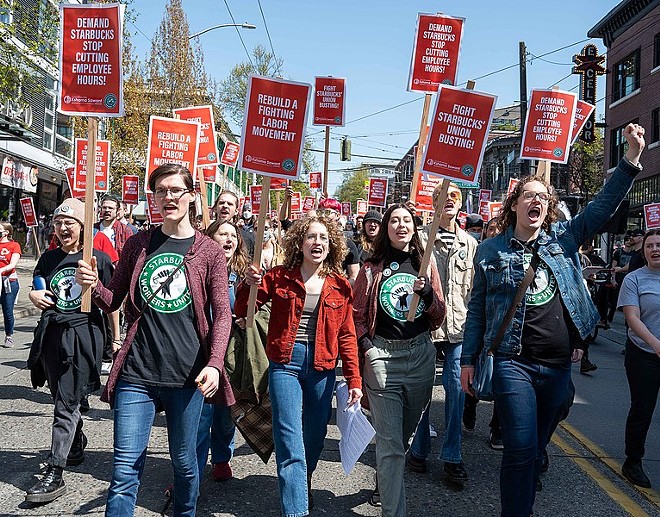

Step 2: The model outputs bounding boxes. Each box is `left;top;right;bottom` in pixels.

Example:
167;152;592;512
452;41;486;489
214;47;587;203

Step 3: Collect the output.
519;41;529;176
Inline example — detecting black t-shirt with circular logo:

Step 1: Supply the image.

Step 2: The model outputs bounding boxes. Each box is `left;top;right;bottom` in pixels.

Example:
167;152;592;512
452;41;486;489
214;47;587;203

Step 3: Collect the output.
33;247;114;313
122;229;205;388
375;248;429;341
520;251;571;366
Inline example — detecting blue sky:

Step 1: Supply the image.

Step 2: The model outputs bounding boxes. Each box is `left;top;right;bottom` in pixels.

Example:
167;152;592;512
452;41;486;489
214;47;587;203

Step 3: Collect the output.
128;0;620;194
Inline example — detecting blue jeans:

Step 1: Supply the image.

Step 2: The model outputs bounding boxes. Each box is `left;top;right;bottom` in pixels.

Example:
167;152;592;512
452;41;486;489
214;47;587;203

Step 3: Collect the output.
1;279;19;335
493;356;571;517
269;342;335;517
196;402;236;479
106;380;204;517
410;341;464;464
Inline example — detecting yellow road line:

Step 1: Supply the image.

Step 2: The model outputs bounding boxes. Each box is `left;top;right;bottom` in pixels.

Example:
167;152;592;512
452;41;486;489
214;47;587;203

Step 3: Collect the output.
560;422;660;508
551;432;650;517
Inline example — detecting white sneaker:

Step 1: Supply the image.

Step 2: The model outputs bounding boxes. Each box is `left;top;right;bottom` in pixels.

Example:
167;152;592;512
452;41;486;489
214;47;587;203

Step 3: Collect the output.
429;424;437;438
3;335;13;348
101;362;112;375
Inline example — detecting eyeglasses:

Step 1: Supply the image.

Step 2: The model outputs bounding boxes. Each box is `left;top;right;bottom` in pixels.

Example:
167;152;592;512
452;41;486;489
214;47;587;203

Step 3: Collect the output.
154;187;191;199
54;220;79;229
447;190;462;202
521;191;551;203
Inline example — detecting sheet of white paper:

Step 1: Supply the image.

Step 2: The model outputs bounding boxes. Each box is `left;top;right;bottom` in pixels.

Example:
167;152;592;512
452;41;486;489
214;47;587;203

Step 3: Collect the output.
335;381;376;475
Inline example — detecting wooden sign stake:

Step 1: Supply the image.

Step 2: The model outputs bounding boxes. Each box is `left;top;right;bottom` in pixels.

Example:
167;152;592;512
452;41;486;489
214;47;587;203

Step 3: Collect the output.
32;227;41;257
81;117;98;313
246;176;271;327
197;167;211;229
409;93;432;204
323;126;330;196
407;80;476;321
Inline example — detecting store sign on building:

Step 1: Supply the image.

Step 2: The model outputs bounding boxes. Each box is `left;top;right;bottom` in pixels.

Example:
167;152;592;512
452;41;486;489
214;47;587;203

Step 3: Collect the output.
1;157;38;193
572;44;605;143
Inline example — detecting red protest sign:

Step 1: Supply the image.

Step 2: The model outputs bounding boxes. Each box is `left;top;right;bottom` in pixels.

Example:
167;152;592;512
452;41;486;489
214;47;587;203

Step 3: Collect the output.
570;100;596;144
122;175;139;205
488;201;503;220
313;77;346;126
291;192;302;213
415;173;443;212
173;105;219;167
341;201;351;216
309;171;322;190
270;178;288;190
198;166;217;184
408;13;465;92
65;166;85;199
479;200;490;220
220;141;240;168
20;197;38;227
74;138;110;192
146;193;164;224
146;116;201;192
58;4;124;116
422;85;497;183
239;75;311;180
644;203;660;230
303;196;315;213
507;178;520;197
368;178;388;208
250;185;265;213
357;199;368;216
520;89;578;164
457;211;468;229
479;189;492;202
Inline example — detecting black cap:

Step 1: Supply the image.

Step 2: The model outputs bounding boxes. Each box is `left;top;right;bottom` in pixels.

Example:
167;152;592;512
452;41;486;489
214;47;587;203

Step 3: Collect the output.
363;210;382;223
629;228;644;237
465;213;484;229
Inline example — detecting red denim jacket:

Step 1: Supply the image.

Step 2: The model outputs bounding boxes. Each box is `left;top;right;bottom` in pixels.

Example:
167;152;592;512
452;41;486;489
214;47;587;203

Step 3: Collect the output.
234;265;362;390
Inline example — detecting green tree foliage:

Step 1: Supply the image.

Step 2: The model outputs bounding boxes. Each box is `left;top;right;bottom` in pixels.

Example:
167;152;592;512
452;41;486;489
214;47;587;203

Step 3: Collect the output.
568;129;605;205
335;166;369;205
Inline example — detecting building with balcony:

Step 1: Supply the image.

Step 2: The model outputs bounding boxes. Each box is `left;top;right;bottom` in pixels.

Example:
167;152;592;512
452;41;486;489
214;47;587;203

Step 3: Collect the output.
588;0;660;225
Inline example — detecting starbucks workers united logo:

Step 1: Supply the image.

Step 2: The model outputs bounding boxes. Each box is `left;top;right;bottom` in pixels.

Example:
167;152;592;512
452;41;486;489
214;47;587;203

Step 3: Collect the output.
50;267;82;311
379;272;425;321
139;253;191;313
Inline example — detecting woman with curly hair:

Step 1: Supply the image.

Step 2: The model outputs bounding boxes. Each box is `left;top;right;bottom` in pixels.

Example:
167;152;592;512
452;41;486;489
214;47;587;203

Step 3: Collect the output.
461;124;646;517
352;203;446;516
235;214;362;516
196;220;250;482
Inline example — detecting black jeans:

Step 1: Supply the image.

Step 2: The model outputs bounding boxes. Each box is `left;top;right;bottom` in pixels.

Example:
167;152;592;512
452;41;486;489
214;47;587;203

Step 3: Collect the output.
624;340;660;463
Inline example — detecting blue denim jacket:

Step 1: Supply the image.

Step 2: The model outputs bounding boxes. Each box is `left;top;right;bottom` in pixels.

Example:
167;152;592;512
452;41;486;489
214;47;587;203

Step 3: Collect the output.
461;158;640;366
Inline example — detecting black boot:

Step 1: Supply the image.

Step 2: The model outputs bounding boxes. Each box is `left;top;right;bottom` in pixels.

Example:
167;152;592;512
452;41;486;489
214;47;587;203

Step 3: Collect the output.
25;465;66;503
307;473;314;511
67;421;88;466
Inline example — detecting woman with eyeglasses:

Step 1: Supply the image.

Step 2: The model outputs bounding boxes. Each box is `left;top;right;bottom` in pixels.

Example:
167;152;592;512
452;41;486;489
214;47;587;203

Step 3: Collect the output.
25;198;114;504
234;213;362;516
76;163;233;516
0;222;21;348
352;203;446;516
460;123;646;517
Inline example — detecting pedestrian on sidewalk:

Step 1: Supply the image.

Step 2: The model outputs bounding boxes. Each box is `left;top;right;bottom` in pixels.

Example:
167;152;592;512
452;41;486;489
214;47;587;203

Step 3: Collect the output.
76;163;234;516
25;198;114;504
353;204;446;516
617;228;660;489
460;123;646;517
0;222;21;348
235;213;362;517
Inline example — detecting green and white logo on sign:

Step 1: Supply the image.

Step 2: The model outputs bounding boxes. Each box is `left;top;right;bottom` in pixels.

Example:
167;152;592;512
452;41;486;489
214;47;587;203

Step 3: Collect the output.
50;267;82;312
378;272;425;321
139;253;191;313
523;253;557;306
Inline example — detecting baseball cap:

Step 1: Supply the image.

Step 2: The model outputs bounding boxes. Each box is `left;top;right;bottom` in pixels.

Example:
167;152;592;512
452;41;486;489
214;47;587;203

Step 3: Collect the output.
629;228;644;237
363;210;382;224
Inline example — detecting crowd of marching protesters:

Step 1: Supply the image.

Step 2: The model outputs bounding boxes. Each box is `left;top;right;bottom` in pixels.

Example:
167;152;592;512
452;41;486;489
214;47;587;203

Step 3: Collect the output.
4;123;658;517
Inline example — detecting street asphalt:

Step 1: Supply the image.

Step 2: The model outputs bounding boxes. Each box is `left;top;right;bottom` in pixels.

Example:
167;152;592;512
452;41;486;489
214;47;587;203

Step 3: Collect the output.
0;256;657;516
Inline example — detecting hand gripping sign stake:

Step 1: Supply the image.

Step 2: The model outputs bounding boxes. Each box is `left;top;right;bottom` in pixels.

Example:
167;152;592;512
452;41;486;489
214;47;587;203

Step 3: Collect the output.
246;176;272;327
407;80;475;321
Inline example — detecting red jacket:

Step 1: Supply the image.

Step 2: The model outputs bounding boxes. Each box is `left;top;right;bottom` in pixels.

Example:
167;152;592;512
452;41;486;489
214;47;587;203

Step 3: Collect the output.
234;266;362;390
93;228;234;407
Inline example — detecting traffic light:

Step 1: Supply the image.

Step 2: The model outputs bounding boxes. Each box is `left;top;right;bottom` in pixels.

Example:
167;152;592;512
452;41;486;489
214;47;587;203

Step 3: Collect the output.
340;137;351;161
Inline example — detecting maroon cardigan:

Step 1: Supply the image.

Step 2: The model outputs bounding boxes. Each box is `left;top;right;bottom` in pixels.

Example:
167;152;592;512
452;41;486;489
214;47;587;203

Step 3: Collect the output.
94;228;235;407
